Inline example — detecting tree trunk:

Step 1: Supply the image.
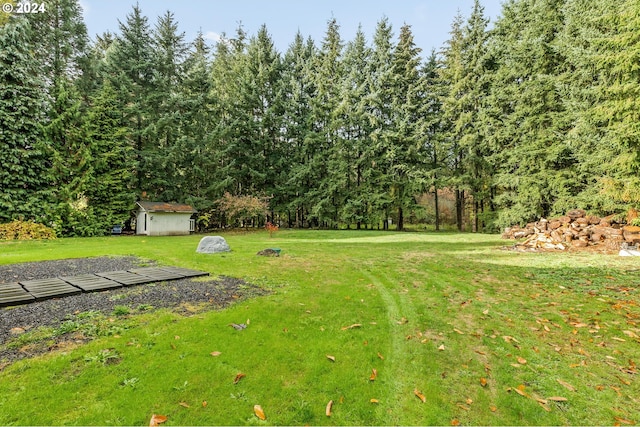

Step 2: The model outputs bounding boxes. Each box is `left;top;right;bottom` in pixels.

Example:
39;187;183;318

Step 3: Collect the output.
397;206;404;231
473;199;479;233
434;182;440;232
456;189;464;232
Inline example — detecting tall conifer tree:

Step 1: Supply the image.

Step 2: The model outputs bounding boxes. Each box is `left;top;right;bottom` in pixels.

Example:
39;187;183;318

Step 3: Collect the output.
0;19;52;223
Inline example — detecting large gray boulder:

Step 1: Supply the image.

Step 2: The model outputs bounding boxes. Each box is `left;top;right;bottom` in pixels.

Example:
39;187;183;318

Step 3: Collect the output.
196;236;230;254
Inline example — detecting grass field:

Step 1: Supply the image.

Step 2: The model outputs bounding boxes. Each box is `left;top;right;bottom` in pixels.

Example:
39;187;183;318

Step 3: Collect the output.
0;230;639;425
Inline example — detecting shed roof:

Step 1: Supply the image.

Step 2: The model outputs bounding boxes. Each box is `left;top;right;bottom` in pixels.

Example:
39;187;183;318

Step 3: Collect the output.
136;201;197;213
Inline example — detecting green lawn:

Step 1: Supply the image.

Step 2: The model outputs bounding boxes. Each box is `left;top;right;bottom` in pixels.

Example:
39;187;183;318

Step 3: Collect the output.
0;230;639;425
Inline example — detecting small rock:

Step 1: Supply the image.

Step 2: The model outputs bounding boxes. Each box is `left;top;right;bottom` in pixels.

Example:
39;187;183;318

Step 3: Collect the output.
257;248;280;257
229;323;247;330
9;327;26;335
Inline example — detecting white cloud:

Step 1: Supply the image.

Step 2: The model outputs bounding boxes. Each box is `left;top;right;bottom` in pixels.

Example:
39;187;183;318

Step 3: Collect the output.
204;31;223;43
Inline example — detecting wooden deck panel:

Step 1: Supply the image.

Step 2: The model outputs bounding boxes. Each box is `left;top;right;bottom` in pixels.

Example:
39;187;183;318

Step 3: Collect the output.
5;265;209;305
60;274;122;292
20;278;82;300
0;282;36;306
157;266;210;278
95;270;155;286
127;267;185;281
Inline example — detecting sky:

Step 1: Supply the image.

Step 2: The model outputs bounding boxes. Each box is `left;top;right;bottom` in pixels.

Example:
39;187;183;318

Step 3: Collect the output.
80;0;505;55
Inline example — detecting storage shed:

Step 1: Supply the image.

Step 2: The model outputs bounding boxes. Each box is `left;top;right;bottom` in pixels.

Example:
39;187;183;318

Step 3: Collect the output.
135;202;196;236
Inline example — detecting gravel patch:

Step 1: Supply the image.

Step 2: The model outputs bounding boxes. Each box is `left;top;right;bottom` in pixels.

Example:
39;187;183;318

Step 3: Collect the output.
0;256;267;363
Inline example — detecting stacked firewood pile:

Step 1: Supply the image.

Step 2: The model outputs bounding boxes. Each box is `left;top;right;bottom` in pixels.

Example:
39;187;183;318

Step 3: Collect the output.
502;209;640;251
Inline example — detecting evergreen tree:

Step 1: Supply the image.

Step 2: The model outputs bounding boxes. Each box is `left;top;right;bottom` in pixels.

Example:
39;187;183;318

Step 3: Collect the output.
84;80;136;232
27;0;91;89
307;18;343;227
334;26;372;228
208;26;248;197
419;51;446;230
0;19;52;223
227;25;283;199
44;79;96;236
173;31;215;210
364;18;396;229
438;12;464;230
560;0;640;211
280;32;317;227
388;24;424;231
485;0;572;227
439;1;492;231
103;5;155;196
147;10;189;200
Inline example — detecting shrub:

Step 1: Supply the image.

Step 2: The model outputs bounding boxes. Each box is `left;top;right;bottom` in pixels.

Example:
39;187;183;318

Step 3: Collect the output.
265;221;279;237
0;220;57;240
216;192;270;227
112;305;131;316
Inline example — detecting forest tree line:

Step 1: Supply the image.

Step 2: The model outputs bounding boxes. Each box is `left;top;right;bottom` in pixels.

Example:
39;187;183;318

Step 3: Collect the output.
1;0;638;236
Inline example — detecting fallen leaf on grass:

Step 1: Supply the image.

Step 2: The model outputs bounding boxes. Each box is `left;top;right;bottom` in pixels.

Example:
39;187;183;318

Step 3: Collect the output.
616;375;631;386
325;400;333;417
414;388;426;403
202;401;208;407
149;414;167;427
234;373;246;384
254;405;266;420
370;398;379;404
538;401;551;412
377;352;384;360
341;323;362;330
517;357;527;365
623;330;639;338
179;401;190;408
451;419;460;426
210;351;222;357
326;355;336;362
369;368;378;381
547;396;568;402
490;405;497;412
513;384;529;398
438;344;445;351
614;417;635;425
557;379;576;392
480;378;488;387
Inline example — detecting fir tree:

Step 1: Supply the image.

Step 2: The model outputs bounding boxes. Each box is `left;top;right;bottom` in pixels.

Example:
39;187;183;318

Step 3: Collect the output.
0;19;52;223
334;26;372;228
485;0;572;227
308;18;343;227
388;24;424;231
280;32;317;227
45;79;96;236
364;18;396;229
172;31;215;209
103;5;155;196
147;10;189;200
84;80;136;232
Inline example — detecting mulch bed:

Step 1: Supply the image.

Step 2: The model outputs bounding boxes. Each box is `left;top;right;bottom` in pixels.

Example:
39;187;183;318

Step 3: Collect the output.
0;256;267;364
